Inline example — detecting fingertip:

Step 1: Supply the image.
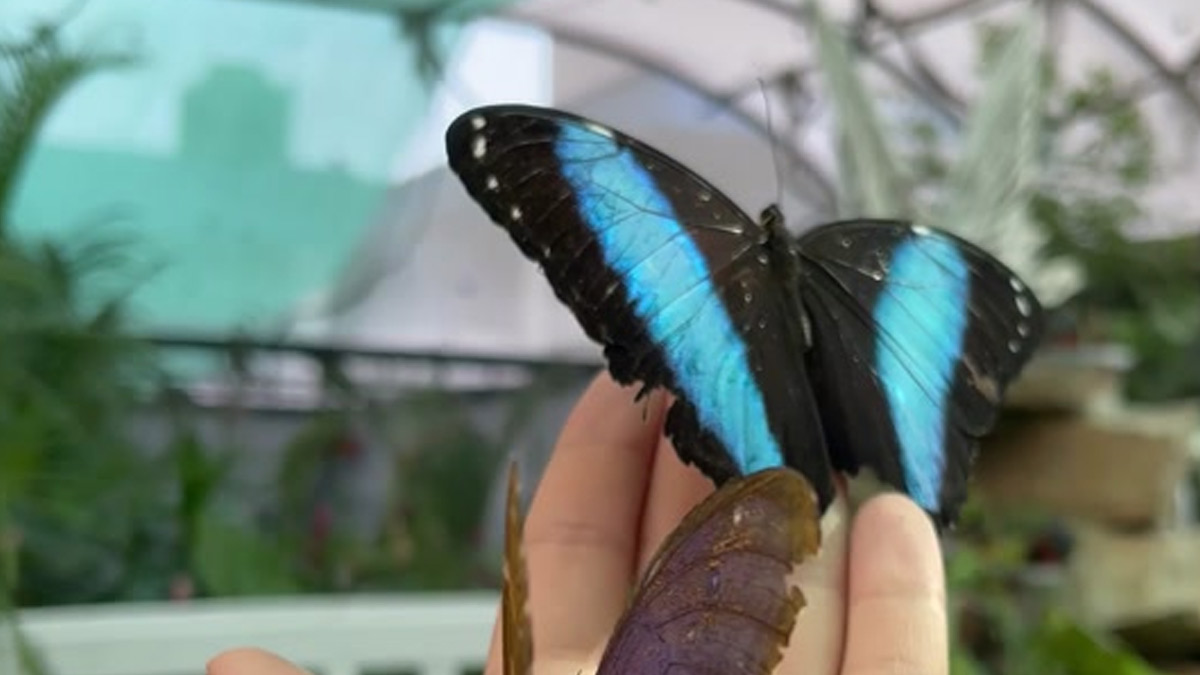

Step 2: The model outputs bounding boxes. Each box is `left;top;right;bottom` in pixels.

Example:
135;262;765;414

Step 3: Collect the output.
850;492;944;598
207;648;311;675
842;492;948;675
518;371;667;660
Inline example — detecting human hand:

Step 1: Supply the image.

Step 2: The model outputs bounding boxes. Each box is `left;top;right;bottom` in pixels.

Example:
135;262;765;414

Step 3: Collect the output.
207;372;947;675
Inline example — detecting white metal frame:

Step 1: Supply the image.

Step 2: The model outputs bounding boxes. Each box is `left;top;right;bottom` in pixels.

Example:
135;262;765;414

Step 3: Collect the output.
12;593;498;675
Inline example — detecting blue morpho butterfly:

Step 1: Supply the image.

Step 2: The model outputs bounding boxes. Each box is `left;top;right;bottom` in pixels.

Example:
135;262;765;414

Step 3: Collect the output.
447;105;1045;528
501;461;821;675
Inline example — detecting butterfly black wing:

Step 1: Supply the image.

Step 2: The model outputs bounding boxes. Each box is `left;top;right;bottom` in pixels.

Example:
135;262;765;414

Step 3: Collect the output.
794;218;1044;527
446;105;835;509
596;467;821;675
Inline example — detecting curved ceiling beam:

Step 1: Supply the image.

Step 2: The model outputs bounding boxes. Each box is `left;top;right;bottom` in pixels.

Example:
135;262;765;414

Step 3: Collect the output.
1071;0;1200;117
739;0;1010;30
732;0;1018;124
498;10;840;213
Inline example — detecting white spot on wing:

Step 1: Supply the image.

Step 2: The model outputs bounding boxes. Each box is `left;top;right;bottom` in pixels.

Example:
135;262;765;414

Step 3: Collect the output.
963;355;1000;402
485;175;499;191
732;505;746;525
510;205;523;221
1010;277;1025;292
470;115;486;130
583;121;615;139
472;135;487;159
911;225;932;236
1015;295;1032;317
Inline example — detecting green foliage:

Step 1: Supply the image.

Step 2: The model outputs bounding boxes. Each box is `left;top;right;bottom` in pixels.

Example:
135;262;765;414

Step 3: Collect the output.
809;2;1187;671
385;392;504;590
0;27;132;228
811;5;1040;229
935;18;1041;251
0;10;537;616
1032;64;1200;400
810;4;1077;308
945;498;1168;674
0;21;154;613
1032;611;1163;675
192;511;302;597
811;0;1199;401
1030;66;1200;399
810;0;911;217
0;18;145;675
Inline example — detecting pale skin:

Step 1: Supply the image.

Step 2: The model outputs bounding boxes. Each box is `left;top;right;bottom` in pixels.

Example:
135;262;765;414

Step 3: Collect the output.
207;372;948;675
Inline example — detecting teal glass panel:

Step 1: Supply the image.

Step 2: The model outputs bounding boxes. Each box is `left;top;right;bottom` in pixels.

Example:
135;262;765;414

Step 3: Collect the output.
5;0;489;335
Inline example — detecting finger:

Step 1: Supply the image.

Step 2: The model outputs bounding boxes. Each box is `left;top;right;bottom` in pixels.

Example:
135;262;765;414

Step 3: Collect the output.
841;493;947;675
634;434;714;577
486;371;667;675
207;648;312;675
778;488;852;675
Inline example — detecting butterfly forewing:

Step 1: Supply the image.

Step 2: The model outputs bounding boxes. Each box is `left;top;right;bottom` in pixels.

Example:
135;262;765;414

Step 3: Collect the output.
446;105;835;510
595;467;821;675
794;219;1044;526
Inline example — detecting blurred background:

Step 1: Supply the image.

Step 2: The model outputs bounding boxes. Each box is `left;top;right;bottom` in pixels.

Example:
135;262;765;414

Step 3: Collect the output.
1;1;1198;674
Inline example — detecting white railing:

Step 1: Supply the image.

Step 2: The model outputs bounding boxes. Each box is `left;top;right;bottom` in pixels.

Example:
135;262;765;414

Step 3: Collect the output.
9;593;498;675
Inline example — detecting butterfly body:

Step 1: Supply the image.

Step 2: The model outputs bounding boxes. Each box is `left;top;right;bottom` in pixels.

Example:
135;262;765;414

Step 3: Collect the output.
447;105;1044;527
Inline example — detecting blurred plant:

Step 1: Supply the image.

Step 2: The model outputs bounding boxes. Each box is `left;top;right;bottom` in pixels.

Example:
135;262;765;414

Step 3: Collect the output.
0;9;151;602
0;4;561;620
945;497;1165;674
0;22;129;223
821;0;1199;401
379;389;503;590
268;362;581;594
1028;41;1199;402
394;0;525;89
811;2;1081;307
0;0;305;645
0;16;146;675
808;2;1183;672
157;388;303;599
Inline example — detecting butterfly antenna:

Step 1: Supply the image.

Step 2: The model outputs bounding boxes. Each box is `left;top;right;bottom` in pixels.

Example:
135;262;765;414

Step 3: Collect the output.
759;77;786;213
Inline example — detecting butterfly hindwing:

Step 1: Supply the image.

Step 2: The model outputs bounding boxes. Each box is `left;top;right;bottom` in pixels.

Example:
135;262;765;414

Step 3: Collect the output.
596;467;821;675
446;105;835;509
794;219;1044;526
